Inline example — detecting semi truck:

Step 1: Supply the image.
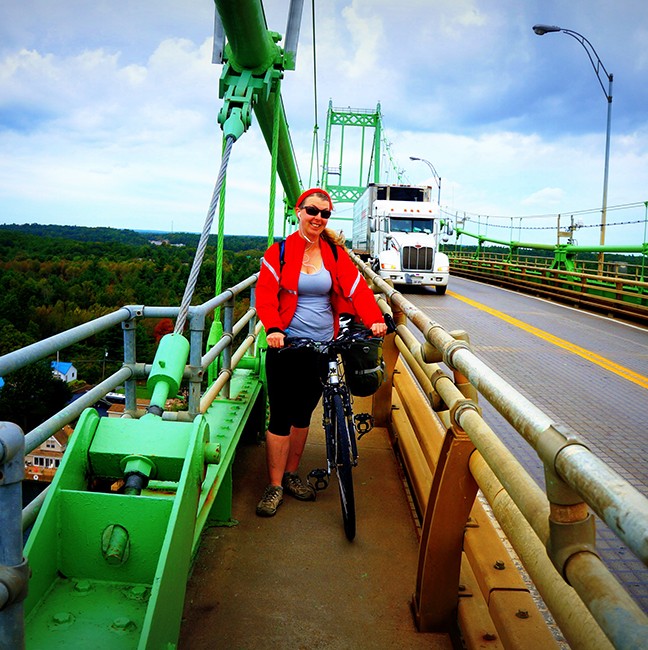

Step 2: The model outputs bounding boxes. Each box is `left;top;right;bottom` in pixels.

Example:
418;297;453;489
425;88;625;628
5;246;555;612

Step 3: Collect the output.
351;183;451;294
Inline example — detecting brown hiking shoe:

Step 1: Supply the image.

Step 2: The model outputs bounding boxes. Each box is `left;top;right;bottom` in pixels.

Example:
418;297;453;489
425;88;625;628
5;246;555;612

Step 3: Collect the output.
282;472;316;501
256;485;283;517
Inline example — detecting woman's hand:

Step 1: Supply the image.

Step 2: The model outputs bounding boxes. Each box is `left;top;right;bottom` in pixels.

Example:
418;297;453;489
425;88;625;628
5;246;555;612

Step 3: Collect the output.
370;321;388;337
267;331;286;348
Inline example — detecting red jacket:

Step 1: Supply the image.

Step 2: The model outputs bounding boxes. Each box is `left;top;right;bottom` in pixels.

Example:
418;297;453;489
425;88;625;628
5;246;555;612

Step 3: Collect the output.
256;231;383;336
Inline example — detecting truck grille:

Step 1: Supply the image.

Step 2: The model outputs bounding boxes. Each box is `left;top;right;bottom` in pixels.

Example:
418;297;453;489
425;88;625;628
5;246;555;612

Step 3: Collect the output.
402;246;434;271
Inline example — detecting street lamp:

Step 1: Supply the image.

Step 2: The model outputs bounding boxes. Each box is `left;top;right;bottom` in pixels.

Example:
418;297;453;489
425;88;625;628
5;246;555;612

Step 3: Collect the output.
409;156;441;205
533;24;613;272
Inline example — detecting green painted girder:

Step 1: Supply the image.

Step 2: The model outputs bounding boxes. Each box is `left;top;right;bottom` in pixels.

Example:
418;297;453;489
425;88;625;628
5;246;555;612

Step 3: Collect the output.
23;368;264;649
327;187;365;204
328;111;381;128
322;102;382;202
215;0;302;209
194;369;264;548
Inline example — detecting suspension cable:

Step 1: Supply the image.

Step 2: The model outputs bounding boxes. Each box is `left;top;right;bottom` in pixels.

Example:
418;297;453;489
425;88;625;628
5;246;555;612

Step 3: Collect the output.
308;0;320;186
175;134;235;334
268;78;281;247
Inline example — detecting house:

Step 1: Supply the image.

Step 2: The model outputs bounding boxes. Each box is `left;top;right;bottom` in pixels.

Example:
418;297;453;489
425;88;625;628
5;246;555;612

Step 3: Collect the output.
51;361;77;383
25;425;73;483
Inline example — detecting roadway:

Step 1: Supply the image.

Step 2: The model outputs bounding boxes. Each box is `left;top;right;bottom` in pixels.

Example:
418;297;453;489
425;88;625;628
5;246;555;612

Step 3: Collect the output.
406;275;648;612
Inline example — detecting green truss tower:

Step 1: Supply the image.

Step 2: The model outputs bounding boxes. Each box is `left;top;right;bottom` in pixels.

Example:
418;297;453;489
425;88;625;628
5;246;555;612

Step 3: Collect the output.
321;101;382;205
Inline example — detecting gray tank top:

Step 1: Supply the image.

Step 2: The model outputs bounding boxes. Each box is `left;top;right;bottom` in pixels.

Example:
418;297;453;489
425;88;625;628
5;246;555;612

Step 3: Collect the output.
285;266;334;341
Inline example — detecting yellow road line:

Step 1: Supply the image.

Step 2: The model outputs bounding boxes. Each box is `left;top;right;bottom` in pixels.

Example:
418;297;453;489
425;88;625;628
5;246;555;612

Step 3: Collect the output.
447;290;648;390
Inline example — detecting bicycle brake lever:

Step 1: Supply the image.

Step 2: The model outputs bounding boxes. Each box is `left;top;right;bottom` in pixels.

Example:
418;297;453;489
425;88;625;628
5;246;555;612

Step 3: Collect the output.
384;313;397;334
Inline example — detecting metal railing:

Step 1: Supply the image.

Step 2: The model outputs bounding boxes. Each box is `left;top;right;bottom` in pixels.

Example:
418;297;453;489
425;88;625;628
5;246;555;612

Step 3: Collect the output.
0;273;261;648
449;252;648;325
3;255;648;648
352;251;648;649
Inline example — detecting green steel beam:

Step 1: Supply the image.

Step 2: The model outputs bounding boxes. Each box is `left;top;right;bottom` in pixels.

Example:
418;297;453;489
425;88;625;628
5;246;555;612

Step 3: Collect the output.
321;102;382;203
23;368;264;648
215;0;302;208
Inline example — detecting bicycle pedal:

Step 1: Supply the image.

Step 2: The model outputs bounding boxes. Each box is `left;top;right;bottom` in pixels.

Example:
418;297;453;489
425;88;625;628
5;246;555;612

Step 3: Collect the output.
354;412;374;438
307;468;329;491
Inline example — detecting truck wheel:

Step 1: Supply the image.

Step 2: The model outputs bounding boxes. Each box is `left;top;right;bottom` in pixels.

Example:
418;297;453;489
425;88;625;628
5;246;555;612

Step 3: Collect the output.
436;285;447;295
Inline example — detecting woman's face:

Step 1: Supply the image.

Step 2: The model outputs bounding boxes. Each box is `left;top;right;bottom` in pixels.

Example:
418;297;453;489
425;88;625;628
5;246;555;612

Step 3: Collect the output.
298;197;331;241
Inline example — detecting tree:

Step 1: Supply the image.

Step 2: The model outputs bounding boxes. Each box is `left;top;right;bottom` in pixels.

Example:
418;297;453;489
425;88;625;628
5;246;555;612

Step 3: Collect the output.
154;318;175;343
0;320;35;355
0;361;72;433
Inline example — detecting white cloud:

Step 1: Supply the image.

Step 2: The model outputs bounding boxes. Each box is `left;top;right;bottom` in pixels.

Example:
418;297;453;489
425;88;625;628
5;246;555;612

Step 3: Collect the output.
0;0;647;249
521;187;565;206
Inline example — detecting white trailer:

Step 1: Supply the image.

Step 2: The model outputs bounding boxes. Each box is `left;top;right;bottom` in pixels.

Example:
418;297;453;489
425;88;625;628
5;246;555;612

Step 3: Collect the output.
352;183;451;294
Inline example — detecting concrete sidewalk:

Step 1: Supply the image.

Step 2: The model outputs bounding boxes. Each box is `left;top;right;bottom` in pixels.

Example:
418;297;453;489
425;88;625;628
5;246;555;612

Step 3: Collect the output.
179;398;452;649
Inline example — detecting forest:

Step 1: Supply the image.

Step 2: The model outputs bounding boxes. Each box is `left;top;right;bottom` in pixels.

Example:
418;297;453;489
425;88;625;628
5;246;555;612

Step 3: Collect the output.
0;224;271;430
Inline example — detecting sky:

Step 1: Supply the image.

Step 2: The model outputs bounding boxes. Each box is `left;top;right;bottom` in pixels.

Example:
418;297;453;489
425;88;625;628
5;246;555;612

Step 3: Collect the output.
1;0;647;248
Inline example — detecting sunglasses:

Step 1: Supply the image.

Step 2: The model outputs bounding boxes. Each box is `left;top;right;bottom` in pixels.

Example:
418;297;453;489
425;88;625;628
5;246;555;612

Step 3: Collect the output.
301;205;331;219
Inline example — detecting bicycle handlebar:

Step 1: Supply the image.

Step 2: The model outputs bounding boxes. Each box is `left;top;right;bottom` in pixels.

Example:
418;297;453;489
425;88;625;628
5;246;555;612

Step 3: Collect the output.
282;312;396;353
283;327;377;354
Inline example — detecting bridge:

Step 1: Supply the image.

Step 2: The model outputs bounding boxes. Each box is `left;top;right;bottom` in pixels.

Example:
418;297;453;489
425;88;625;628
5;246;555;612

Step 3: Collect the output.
1;1;647;648
178;275;648;648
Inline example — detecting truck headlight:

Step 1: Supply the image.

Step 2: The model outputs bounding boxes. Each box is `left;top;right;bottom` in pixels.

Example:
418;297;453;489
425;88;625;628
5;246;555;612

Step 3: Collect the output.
436;264;449;272
381;262;398;270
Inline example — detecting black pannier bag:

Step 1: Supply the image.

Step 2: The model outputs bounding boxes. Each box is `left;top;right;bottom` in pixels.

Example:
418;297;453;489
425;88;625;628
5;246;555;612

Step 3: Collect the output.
340;323;385;397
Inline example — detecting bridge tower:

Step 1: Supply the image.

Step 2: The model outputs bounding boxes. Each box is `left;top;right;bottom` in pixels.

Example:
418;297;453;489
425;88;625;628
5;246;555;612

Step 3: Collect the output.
321;102;382;206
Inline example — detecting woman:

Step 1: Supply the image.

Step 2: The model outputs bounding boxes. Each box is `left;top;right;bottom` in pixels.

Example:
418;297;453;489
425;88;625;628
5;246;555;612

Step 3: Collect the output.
255;187;387;517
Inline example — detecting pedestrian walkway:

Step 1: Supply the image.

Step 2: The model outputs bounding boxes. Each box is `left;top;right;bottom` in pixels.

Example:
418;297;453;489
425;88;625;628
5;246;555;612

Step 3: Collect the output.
179;398;452;649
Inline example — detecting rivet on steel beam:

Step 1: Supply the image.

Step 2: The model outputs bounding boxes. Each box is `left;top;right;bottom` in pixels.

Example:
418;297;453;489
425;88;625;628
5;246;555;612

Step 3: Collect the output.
51;611;74;627
515;609;530;619
482;633;497;641
111;616;137;633
494;560;506;570
125;585;149;601
74;580;92;593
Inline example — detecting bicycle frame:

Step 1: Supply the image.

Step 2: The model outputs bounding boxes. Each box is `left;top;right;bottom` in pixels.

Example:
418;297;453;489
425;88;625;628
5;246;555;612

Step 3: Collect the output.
282;330;378;539
321;352;358;476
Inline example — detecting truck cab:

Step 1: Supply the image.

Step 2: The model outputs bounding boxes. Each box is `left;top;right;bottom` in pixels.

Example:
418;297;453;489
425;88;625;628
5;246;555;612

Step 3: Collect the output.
352;184;450;294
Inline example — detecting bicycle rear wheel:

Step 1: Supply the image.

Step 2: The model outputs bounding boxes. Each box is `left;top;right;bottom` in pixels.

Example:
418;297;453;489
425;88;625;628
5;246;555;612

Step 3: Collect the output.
332;393;356;540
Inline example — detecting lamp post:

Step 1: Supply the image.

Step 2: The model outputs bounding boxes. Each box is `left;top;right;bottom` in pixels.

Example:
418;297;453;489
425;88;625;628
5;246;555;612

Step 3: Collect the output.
533;24;613;272
409;156;441;205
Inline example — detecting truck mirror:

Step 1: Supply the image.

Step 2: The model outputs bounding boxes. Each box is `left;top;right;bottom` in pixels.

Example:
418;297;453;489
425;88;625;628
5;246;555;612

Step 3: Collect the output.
369;218;377;233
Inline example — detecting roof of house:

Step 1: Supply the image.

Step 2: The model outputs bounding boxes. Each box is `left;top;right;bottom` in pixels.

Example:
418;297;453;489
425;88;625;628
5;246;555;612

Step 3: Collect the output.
51;361;74;374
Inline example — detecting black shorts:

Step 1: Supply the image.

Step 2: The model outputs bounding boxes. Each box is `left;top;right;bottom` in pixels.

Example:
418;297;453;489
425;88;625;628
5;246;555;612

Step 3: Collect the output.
266;347;328;436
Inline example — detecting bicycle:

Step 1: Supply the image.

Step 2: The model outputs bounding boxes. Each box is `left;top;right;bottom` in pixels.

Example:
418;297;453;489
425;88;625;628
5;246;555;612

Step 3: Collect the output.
282;324;382;540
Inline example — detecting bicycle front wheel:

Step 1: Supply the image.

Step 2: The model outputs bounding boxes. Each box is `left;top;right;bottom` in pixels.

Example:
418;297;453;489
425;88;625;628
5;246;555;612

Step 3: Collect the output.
332;393;356;540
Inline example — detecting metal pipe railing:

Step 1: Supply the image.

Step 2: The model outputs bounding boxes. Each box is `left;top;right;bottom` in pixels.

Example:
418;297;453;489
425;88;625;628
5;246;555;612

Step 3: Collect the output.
0;308;134;377
351;250;648;647
0;422;27;650
24;367;134;454
200;322;263;413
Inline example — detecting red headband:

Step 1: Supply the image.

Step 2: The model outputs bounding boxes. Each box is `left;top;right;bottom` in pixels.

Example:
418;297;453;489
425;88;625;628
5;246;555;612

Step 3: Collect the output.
295;187;333;211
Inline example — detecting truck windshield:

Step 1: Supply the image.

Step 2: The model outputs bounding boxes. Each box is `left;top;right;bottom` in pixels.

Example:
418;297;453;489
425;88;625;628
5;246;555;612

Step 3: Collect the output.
389;218;435;234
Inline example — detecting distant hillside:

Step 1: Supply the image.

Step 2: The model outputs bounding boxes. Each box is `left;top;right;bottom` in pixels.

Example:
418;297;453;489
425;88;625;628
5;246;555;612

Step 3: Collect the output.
0;223;269;384
0;223;273;252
